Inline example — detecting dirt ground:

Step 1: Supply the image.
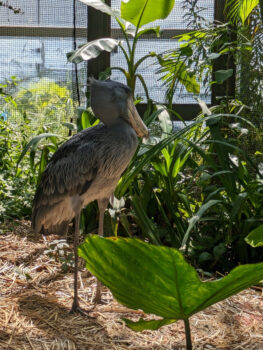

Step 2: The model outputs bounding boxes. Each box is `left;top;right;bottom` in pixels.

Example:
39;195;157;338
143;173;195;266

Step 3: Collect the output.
0;220;263;350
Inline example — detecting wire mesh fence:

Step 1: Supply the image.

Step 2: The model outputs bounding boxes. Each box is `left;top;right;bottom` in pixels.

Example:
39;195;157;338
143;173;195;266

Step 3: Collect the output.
0;0;215;125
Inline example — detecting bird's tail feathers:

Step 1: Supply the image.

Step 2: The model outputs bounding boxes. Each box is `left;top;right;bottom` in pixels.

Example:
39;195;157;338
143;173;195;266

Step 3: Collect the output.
40;222;69;236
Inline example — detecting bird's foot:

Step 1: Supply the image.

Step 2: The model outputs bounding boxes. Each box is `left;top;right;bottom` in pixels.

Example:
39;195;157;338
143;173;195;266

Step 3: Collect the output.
70;301;95;317
92;295;102;304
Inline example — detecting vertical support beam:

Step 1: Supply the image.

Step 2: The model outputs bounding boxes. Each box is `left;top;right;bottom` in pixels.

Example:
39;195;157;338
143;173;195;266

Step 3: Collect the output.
87;0;111;79
212;0;236;105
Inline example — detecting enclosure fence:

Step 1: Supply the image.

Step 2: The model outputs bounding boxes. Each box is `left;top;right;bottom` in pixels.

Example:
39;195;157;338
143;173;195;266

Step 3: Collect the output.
0;0;222;122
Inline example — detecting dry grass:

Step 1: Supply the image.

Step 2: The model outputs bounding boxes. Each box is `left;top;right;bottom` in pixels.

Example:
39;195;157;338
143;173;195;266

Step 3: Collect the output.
0;220;263;350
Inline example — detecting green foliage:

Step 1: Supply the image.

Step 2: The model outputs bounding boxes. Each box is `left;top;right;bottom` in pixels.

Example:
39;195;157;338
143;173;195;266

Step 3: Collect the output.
0;76;18;107
225;0;259;24
0;117;36;222
79;235;263;348
245;225;263;247
156;54;200;98
157;23;247;105
111;103;263;269
0;79;73;223
5;78;74;136
69;0;175;101
121;0;175;27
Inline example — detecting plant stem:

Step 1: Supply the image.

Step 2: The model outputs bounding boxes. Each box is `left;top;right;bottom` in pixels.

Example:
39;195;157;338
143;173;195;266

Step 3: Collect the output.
184;318;192;350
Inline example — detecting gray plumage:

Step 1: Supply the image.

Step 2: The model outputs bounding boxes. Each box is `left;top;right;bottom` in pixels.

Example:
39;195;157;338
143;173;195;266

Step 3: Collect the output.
32;122;137;234
31;78;148;312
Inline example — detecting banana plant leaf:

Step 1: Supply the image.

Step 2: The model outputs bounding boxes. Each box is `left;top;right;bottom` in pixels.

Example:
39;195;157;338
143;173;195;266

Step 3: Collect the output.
245;224;263;247
121;0;175;28
79;236;263;331
67;38;119;64
126;26;161;38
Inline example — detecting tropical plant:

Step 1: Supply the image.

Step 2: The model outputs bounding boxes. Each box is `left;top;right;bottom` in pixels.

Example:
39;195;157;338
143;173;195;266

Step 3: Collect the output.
245;225;263;247
79;236;263;350
67;0;176;102
157;21;247;106
184;113;263;269
113;106;202;246
0;117;36;223
13;79;76;185
225;0;262;24
5;78;75;135
0;76;18;109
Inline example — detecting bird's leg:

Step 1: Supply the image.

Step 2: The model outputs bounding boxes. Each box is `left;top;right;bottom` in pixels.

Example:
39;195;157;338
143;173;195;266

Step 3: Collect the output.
70;214;90;316
93;198;109;303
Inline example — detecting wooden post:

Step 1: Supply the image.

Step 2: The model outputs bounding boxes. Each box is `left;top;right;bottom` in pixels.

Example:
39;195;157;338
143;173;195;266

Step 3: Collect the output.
212;0;236;105
87;0;111;79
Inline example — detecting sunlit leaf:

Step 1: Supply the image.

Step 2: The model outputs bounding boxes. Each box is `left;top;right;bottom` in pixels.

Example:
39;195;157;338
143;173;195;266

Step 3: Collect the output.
79;236;263;329
121;0;175;28
245;225;263;247
225;0;258;24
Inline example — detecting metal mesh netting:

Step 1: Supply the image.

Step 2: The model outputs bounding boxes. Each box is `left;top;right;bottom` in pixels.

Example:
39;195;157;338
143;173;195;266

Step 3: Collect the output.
0;0;88;125
0;0;214;125
111;0;214;104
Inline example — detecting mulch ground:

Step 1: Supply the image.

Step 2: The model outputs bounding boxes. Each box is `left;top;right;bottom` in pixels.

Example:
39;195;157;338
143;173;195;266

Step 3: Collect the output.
0;220;263;350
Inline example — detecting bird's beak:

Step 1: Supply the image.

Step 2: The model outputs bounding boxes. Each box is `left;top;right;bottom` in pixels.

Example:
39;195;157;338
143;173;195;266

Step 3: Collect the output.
127;97;149;138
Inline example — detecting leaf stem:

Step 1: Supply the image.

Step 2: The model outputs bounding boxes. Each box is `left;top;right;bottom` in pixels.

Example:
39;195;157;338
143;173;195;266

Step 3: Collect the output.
183;318;192;350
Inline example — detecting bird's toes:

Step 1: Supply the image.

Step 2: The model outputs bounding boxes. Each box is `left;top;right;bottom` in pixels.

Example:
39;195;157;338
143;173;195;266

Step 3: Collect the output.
92;295;107;305
69;303;95;318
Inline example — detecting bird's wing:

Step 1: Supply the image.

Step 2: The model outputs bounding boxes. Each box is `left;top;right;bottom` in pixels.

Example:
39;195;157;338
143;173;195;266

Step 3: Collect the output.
32;125;104;225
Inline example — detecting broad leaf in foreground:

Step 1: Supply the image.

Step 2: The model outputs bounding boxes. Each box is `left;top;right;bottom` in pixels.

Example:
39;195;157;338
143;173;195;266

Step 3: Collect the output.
79;236;263;329
67;38;119;64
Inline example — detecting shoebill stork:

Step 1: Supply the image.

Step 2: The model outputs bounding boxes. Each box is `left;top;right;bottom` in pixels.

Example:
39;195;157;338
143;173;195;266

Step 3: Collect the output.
31;78;149;314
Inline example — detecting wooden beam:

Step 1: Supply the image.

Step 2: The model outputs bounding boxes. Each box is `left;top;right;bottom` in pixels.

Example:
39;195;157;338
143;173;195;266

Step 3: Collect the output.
0;26;192;39
87;0;111;79
212;0;236;105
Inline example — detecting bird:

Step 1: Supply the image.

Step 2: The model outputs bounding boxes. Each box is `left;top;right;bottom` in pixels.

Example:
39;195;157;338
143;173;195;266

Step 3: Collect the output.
31;78;149;314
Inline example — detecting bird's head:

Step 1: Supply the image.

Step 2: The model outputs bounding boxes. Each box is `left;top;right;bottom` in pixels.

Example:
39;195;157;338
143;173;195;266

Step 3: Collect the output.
89;78;149;138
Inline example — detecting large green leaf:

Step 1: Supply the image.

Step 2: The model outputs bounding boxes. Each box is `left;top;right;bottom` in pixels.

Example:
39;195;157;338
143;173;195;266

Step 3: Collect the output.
79;236;263;328
245;225;263;247
225;0;259;24
67;38;119;64
121;0;175;28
